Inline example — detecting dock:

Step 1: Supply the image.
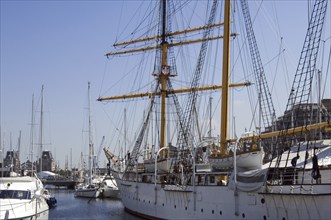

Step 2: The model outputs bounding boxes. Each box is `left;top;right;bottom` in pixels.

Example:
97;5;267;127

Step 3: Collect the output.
42;178;80;189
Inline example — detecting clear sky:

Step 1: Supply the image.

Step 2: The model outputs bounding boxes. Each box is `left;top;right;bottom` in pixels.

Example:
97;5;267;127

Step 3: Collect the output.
1;0;330;169
0;0;122;169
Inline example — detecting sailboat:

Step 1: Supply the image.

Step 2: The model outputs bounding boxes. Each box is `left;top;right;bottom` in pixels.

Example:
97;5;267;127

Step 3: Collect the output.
75;82;102;198
99;0;330;219
36;86;57;207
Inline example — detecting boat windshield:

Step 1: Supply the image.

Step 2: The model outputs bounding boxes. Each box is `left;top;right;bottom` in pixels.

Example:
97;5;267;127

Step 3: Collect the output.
0;190;31;199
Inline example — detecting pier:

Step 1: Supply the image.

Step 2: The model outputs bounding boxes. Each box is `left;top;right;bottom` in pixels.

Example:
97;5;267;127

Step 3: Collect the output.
42;178;80;189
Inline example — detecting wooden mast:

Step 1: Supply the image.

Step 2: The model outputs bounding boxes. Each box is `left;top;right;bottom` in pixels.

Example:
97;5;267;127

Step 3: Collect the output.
220;0;231;156
160;0;168;150
99;1;250;156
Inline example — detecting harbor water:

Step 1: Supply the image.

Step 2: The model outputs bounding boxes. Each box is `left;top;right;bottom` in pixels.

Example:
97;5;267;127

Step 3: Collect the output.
48;189;144;220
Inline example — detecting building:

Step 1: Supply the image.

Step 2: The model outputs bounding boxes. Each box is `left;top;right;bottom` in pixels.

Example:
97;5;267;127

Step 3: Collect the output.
3;151;20;174
273;99;331;139
21;160;37;175
262;99;331;162
37;150;56;172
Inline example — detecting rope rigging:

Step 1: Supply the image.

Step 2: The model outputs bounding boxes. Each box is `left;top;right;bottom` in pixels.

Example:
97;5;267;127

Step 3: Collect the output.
176;0;219;151
123;79;160;177
240;0;276;131
269;0;328;184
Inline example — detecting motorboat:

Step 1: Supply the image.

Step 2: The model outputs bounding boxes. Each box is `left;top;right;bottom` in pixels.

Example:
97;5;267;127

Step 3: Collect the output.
0;176;49;219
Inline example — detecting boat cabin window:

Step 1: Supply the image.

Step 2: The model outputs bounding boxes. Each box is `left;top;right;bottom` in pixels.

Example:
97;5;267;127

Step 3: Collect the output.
0;190;31;199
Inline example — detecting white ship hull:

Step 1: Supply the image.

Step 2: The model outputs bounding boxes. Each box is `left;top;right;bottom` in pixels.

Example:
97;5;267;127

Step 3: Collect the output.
113;174;330;220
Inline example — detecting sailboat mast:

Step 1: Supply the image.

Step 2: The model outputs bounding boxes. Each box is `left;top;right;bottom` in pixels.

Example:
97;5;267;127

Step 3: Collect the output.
39;85;44;173
88;82;93;185
160;0;169;150
220;0;231;155
17;131;21;171
30;94;35;173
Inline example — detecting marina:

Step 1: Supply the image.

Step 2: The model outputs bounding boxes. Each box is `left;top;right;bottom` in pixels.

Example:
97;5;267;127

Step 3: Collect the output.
1;0;331;219
48;189;142;220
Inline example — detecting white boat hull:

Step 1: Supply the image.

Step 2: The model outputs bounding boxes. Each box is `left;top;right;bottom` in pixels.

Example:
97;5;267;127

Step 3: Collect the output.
102;178;120;199
0;176;49;220
114;175;331;220
0;203;49;220
75;187;101;198
102;187;121;199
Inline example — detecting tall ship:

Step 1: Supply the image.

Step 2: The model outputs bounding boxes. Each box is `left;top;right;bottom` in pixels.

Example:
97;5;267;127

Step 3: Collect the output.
99;0;331;219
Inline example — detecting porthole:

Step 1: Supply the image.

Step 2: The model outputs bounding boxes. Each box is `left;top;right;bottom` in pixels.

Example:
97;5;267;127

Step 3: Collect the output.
185;207;187;210
242;213;245;218
220;211;222;215
162;203;164;206
201;208;203;213
174;205;176;209
261;198;265;204
212;210;214;214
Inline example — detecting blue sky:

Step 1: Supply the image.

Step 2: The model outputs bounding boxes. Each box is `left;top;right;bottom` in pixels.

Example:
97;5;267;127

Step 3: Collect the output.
1;0;330;169
0;0;120;168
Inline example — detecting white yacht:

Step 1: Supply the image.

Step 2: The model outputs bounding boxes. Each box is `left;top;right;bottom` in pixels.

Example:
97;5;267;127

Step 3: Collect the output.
0;176;49;220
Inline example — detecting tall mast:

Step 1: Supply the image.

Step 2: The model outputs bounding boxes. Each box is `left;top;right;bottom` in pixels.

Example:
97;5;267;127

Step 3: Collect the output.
220;0;231;156
88;82;93;185
39;85;44;173
17;131;21;172
30;94;35;173
160;0;169;150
